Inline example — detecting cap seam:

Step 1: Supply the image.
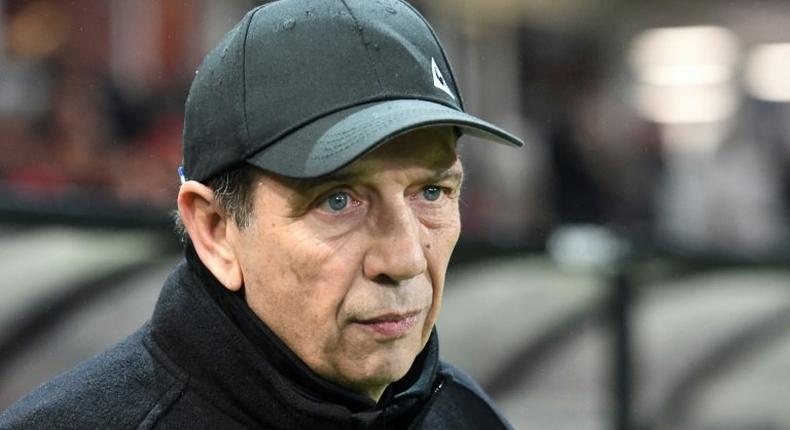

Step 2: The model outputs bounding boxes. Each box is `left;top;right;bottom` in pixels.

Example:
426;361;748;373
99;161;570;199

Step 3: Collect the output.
241;6;267;151
338;0;385;93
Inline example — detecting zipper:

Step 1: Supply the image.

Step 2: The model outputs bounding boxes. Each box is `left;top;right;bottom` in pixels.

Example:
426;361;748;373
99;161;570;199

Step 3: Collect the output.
406;377;445;430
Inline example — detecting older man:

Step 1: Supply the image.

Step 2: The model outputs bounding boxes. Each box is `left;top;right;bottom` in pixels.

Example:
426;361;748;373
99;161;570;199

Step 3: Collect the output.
0;0;522;428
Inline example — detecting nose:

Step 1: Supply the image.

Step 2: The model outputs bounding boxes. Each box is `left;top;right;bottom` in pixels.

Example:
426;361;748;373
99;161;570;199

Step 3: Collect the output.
363;202;427;285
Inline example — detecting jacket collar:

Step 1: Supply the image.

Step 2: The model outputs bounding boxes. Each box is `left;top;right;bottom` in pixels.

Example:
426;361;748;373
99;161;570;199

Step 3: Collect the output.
148;246;439;428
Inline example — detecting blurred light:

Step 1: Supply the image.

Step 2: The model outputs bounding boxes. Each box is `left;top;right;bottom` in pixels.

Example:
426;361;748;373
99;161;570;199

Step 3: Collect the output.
639;65;732;87
636;84;738;124
745;43;790;102
547;225;629;271
6;0;69;61
630;26;739;86
661;123;733;157
629;25;740;124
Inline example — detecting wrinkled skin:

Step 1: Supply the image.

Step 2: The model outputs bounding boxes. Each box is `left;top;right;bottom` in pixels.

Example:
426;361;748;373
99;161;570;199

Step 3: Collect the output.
228;128;463;400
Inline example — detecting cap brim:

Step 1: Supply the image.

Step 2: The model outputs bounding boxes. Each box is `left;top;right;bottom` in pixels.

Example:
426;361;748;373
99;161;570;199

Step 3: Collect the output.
247;99;524;178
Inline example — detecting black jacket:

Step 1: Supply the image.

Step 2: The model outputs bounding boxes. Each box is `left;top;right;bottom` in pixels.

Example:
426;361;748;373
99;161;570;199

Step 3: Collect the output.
0;251;511;429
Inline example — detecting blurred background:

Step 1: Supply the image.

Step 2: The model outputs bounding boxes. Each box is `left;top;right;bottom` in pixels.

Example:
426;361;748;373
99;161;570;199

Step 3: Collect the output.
1;0;790;429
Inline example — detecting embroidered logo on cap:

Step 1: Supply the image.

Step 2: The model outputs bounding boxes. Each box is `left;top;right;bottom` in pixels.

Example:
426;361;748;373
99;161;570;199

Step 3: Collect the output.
431;57;455;100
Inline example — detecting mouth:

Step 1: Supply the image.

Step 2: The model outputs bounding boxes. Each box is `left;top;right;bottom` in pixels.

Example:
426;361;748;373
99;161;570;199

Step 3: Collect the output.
352;311;421;339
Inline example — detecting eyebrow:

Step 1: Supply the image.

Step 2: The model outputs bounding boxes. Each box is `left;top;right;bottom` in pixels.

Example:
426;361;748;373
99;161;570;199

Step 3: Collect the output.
294;163;462;190
430;167;464;186
284;163;463;208
284;171;360;196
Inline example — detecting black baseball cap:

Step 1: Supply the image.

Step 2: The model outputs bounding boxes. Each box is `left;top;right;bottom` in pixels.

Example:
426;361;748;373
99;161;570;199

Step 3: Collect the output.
183;0;523;182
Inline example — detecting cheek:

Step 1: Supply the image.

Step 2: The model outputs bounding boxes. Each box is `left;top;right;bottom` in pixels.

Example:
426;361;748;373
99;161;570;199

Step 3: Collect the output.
239;226;363;357
422;210;461;329
424;205;461;266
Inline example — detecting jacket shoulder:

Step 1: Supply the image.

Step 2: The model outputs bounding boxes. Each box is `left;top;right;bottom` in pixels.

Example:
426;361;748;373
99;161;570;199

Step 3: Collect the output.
415;361;512;430
0;327;185;430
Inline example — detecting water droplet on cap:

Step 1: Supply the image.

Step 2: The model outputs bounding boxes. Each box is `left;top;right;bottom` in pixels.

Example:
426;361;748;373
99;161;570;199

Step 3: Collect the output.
283;18;296;30
385;6;397;14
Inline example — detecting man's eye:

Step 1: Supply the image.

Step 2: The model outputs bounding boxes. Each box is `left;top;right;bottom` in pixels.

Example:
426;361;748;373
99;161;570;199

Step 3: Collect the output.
422;185;443;202
324;192;350;212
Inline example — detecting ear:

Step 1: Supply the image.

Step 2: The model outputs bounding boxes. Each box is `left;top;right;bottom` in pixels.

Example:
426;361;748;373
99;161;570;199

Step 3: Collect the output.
177;180;243;291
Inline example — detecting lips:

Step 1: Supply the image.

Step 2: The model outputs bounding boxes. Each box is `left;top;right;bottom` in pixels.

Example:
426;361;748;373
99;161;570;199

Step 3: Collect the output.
353;311;420;339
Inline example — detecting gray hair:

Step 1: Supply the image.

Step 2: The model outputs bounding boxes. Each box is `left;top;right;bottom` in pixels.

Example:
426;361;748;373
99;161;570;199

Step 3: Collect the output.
173;164;260;242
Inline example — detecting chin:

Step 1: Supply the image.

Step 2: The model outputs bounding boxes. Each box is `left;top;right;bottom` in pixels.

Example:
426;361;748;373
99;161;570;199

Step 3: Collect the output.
343;347;417;390
331;320;431;395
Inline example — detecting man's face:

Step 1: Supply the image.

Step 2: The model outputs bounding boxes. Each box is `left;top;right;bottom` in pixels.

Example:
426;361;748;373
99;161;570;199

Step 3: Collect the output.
228;128;462;399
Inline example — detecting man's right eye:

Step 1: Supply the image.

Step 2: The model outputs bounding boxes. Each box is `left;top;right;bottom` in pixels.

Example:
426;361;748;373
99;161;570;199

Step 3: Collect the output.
324;192;350;212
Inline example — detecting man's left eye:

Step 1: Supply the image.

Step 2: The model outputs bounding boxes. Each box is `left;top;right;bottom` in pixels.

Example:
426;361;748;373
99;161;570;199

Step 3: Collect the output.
422;185;443;202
